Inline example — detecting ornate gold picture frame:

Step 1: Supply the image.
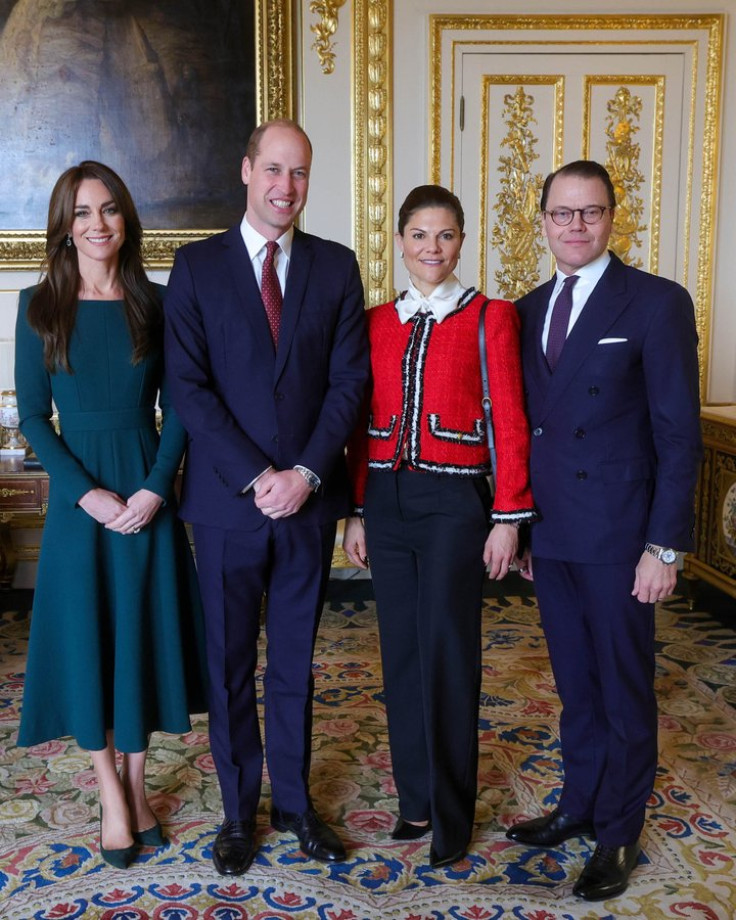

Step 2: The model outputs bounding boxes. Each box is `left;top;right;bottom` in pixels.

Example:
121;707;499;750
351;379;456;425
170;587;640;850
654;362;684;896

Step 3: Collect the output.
0;0;294;271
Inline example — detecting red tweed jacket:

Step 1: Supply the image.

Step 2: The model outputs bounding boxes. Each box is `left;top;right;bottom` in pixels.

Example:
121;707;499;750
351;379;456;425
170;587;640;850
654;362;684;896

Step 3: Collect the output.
348;288;536;522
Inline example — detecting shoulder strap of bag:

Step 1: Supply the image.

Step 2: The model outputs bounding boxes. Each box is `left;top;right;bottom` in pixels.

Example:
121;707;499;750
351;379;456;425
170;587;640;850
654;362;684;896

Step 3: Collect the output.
478;298;498;489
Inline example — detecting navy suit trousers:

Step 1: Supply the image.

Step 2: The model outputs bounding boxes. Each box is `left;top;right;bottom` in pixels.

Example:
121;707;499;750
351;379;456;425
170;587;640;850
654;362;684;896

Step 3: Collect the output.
532;556;658;846
193;518;336;820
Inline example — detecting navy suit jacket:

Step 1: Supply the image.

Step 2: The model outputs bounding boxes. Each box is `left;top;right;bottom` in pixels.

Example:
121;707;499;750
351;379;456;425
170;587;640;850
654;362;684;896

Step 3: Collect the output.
518;252;702;564
164;225;369;531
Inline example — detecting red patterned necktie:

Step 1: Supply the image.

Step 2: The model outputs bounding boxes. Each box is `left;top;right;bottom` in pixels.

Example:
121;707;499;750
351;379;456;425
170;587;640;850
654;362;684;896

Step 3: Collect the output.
261;240;282;344
545;274;578;371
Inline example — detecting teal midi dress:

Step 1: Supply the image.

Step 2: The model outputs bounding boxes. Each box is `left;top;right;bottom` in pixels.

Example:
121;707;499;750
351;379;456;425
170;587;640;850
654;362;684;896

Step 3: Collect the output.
15;286;207;752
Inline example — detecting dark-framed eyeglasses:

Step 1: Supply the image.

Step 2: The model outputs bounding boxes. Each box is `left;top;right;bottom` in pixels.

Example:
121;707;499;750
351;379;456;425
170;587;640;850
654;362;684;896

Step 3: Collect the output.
543;206;614;226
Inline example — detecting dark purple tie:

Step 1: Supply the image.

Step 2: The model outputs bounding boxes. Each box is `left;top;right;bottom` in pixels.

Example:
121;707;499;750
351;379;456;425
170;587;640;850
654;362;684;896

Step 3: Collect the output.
261;240;282;344
545;275;578;371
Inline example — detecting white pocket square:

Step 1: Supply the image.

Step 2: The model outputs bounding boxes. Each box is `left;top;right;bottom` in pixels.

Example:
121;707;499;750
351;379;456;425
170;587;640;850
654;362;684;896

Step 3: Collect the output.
598;337;628;344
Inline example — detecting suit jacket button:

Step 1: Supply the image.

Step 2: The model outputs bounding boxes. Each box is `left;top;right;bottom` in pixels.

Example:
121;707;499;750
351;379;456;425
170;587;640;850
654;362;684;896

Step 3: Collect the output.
533;427;543;437
576;470;588;480
588;386;600;396
574;428;586;439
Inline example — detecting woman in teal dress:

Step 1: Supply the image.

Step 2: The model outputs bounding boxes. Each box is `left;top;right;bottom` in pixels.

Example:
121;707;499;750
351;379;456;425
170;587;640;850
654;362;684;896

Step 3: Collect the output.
15;161;208;868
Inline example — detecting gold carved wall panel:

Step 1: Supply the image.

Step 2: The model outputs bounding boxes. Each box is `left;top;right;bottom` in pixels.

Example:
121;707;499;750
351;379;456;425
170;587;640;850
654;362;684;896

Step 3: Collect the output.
481;77;564;301
583;78;666;276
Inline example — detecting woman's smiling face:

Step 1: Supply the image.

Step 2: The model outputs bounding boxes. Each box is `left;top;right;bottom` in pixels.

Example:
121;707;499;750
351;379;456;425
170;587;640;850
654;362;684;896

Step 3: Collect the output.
395;206;465;296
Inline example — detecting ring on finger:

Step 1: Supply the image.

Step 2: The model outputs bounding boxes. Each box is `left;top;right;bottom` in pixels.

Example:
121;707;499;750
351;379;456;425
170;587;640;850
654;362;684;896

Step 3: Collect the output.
133;527;141;534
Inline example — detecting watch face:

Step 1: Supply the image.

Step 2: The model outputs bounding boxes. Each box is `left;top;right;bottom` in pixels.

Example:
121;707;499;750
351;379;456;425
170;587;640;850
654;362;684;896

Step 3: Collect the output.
661;548;677;564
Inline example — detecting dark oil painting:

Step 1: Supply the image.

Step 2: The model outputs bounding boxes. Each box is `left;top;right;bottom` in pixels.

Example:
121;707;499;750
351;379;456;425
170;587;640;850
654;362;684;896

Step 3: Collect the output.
0;0;256;230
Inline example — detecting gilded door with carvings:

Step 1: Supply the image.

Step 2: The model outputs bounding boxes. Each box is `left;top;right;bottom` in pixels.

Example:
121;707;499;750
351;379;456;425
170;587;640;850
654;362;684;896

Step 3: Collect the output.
427;15;722;395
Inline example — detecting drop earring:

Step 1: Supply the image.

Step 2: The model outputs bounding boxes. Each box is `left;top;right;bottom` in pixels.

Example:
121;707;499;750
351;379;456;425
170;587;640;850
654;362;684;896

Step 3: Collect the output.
65;234;72;248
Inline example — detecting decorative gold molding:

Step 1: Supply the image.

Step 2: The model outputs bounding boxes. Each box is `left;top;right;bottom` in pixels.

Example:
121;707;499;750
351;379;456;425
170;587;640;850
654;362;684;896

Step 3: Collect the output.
352;0;393;307
256;0;294;123
0;0;293;271
695;19;722;400
310;0;347;74
583;76;665;277
481;78;563;299
0;487;33;500
604;87;647;268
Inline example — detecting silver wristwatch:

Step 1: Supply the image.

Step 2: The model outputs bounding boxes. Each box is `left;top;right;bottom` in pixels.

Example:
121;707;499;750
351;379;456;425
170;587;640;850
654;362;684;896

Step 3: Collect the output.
294;464;321;491
644;542;677;565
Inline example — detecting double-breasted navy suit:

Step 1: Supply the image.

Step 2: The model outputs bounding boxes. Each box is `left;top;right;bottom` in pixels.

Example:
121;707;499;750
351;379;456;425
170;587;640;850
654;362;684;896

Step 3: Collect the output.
164;225;369;819
518;252;702;846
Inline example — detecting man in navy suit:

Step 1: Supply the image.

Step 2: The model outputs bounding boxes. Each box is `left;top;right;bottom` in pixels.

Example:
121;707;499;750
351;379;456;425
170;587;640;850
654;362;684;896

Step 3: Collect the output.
506;160;702;900
164;119;369;875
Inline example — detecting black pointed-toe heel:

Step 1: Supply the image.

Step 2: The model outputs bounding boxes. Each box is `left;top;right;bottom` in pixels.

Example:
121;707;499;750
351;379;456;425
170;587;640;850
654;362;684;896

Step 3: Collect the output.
132;818;166;848
99;808;137;869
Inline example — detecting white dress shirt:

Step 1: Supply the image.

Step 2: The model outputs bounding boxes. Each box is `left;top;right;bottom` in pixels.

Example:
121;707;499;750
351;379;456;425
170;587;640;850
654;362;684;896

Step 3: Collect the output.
240;215;294;295
541;251;611;351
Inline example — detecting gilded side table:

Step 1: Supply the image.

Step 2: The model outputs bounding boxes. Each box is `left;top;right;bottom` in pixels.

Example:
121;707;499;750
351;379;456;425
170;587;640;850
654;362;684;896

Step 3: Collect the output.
684;405;736;603
0;457;49;589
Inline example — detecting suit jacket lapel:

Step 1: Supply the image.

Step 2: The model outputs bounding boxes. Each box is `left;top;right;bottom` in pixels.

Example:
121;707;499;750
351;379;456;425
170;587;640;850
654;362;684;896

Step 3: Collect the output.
539;255;634;417
221;226;276;353
275;228;314;379
528;277;555;377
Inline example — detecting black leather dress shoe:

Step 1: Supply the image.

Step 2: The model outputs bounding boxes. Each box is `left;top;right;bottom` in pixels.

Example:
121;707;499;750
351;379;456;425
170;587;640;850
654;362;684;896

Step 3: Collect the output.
212;819;257;876
429;845;466;868
505;808;595;847
392;817;431;840
271;807;347;862
573;842;641;901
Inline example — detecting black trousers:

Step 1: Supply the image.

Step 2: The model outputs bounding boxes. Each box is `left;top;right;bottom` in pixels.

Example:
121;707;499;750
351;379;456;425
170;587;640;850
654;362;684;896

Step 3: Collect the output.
364;468;490;857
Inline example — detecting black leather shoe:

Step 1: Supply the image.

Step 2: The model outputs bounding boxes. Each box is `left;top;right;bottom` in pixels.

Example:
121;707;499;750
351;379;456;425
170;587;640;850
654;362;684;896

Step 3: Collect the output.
271;806;347;862
505;808;595;847
212;819;257;876
429;845;466;868
573;842;641;901
392;817;431;840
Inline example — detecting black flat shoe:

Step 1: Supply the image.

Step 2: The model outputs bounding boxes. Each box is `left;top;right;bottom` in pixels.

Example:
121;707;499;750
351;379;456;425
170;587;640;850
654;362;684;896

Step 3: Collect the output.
271;806;346;862
573;842;641;901
505;808;595;847
99;808;137;869
212;818;257;876
429;845;466;868
132;817;166;848
392;817;431;840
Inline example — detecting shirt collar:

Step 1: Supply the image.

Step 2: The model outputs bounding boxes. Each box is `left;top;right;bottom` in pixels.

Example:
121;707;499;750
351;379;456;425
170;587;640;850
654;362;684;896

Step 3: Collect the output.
240;214;294;262
395;275;467;324
554;249;611;292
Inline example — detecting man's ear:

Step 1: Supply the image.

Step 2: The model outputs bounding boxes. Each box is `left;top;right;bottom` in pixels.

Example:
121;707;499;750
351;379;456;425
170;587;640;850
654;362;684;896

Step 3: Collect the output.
241;156;252;186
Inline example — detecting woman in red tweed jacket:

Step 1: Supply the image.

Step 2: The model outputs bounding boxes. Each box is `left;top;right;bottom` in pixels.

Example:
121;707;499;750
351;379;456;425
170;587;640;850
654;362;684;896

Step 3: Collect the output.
344;184;536;868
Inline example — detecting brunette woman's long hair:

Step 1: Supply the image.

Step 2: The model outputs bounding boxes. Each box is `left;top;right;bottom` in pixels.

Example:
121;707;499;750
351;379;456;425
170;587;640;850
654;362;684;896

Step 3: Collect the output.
27;161;161;373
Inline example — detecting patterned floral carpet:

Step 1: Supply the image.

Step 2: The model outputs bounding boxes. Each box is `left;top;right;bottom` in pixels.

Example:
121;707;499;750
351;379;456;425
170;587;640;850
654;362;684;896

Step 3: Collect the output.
1;577;735;920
